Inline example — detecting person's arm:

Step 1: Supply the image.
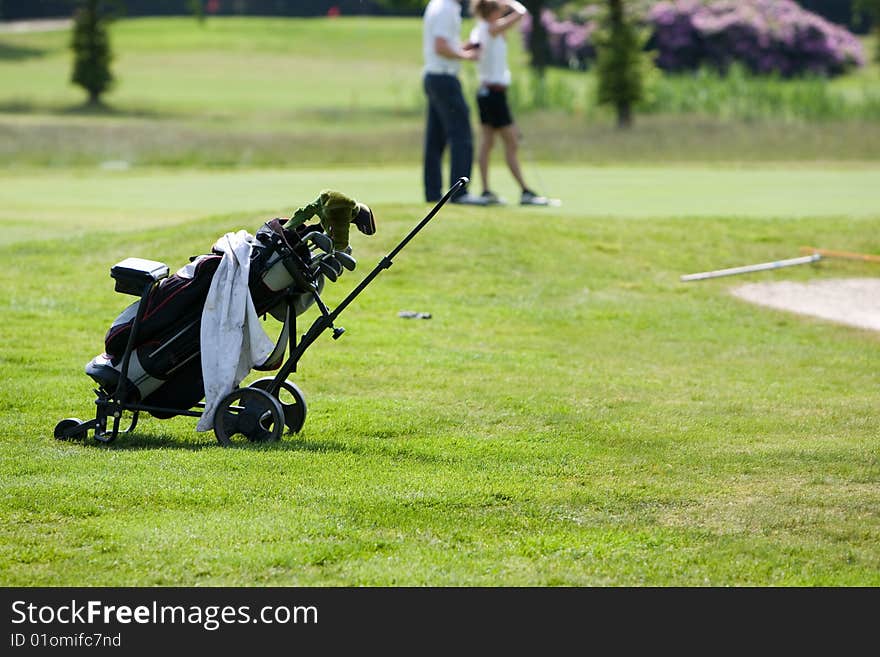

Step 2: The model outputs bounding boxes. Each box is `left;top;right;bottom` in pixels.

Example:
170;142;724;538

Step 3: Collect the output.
488;0;527;37
434;35;479;60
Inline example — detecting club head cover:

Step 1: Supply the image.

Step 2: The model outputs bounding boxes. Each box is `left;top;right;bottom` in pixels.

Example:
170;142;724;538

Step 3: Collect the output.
353;203;376;236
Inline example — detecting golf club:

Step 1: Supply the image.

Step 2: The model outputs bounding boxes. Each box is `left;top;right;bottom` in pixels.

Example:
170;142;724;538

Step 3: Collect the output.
306;231;333;253
317;258;340;282
334;251;357;271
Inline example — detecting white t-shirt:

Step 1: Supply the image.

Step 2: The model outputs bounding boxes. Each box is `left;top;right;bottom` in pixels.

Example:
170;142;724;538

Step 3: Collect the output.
423;0;462;75
470;20;511;87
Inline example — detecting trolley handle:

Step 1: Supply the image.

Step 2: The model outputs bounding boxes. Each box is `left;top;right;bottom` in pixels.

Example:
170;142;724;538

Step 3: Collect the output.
328;176;468;323
273;177;468;380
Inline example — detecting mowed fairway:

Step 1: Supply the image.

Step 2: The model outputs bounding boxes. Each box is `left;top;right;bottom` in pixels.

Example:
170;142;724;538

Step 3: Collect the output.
0;16;879;586
1;165;878;245
1;166;879;585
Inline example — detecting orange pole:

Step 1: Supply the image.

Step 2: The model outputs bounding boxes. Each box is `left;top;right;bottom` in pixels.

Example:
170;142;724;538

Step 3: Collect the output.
799;246;880;264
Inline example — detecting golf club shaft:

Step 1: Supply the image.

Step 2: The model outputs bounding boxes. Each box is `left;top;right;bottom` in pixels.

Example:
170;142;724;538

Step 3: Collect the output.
327;177;468;322
278;177;468;377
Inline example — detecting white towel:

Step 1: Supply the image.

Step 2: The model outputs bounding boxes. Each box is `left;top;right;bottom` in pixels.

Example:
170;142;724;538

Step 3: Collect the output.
196;230;275;432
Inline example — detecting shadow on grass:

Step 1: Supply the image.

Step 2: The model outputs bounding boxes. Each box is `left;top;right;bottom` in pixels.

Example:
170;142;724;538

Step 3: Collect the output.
96;434;373;454
58;430;349;453
55;432;212;452
0;41;48;61
296;106;423;121
59;101;178;120
271;435;460;465
0;100;181;120
68;431;455;465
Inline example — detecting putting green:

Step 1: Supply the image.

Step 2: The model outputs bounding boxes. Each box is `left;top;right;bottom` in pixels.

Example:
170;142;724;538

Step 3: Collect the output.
0;165;877;245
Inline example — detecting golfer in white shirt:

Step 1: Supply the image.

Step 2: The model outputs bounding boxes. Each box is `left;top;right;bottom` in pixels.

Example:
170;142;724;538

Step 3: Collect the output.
422;0;487;204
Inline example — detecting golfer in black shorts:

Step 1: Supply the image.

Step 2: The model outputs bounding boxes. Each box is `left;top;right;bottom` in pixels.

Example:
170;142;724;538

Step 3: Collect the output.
477;85;514;131
470;0;550;206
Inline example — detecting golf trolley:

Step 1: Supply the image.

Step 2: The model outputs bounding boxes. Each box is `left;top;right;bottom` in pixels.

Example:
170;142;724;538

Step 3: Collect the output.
54;178;467;447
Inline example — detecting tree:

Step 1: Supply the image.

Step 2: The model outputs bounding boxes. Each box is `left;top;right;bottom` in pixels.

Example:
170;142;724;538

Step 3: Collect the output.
71;0;119;106
69;0;207;106
521;1;551;76
854;0;880;61
594;0;651;128
187;0;205;23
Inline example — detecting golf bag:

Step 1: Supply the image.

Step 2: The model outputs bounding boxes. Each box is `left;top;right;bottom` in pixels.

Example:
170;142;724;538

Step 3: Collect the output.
84;218;329;418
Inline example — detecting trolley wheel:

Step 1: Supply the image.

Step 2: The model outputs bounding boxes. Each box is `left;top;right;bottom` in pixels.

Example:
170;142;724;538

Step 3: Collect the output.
249;377;308;434
54;418;88;441
213;387;285;447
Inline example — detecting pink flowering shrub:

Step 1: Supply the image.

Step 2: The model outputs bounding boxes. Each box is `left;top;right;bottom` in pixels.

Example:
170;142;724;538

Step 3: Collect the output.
521;9;598;71
521;0;865;77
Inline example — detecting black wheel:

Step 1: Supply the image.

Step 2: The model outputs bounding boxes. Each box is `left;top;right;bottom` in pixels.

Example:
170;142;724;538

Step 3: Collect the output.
249;377;308;434
213;387;285;447
54;418;87;441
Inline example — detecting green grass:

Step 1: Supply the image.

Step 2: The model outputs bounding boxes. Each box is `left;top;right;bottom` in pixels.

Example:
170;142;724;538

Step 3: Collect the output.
644;65;880;121
1;166;879;586
2;18;880;169
0;17;424;116
1;164;879;246
1;16;879;586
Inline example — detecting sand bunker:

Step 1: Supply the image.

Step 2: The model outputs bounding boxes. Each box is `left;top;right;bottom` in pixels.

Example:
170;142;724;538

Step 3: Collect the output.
732;278;880;332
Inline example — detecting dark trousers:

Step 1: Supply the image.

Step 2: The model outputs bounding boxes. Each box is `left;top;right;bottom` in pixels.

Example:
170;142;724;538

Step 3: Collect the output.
423;73;473;202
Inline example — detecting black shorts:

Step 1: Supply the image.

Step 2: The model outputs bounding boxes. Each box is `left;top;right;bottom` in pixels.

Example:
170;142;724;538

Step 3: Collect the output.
477;87;513;129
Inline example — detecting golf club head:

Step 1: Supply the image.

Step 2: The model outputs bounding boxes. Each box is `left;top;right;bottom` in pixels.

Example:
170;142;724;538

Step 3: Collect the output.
353;203;376;236
317;259;338;282
334;251;357;271
307;231;334;253
325;253;344;277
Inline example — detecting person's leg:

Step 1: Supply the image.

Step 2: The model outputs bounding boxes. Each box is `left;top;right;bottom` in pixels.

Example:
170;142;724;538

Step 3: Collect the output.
499;124;530;192
475;90;496;198
445;80;474;198
425;76;473;198
422;76;447;202
478;124;495;195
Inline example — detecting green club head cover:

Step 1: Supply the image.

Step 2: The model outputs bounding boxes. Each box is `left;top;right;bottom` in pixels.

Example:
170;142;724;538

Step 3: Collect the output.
318;190;357;251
